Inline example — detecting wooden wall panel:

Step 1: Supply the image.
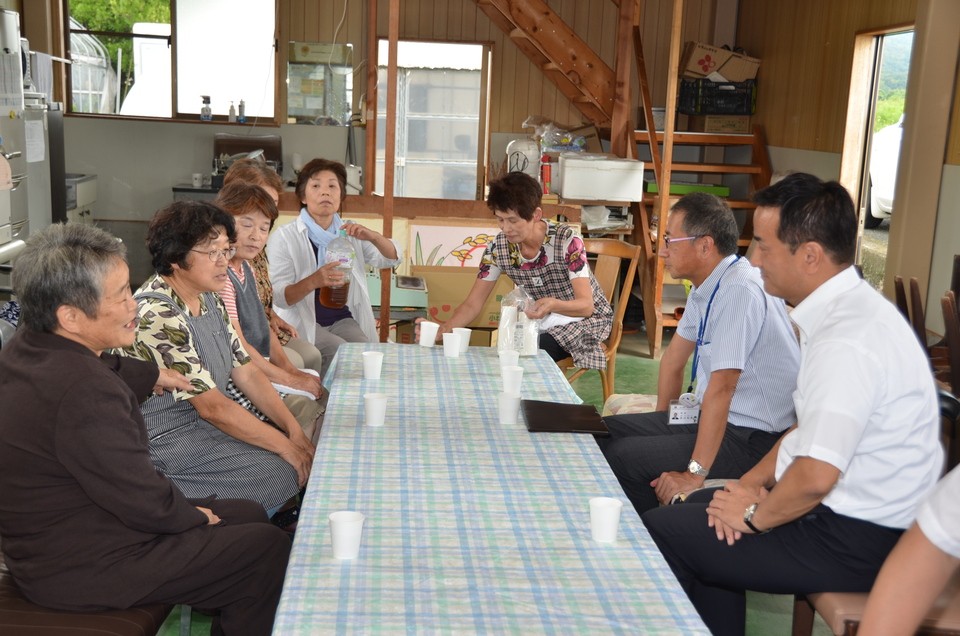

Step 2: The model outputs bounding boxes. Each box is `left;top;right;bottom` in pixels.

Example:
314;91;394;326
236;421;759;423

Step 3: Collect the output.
278;0;715;134
737;0;918;153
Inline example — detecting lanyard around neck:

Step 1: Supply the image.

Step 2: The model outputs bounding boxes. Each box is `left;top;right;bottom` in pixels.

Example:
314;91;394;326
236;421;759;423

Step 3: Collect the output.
688;255;741;393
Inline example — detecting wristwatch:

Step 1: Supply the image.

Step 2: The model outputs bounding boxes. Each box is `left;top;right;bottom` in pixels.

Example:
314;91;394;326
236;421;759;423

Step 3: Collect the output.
743;502;771;534
687;459;709;477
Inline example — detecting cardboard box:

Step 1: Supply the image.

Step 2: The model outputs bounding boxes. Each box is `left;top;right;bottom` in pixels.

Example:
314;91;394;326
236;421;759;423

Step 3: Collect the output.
412;265;515;329
687;114;751;134
469;328;498;347
559;155;645;202
680;42;760;83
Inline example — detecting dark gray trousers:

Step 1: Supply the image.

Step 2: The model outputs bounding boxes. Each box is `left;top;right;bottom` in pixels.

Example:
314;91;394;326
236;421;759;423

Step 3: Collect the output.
596;410;782;515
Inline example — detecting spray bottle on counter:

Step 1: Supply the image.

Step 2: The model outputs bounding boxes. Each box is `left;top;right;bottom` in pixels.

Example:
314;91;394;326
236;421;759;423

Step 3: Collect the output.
238;100;246;123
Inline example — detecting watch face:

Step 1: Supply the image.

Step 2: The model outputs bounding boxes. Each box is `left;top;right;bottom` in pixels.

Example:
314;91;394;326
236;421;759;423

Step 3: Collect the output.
688;460;708;476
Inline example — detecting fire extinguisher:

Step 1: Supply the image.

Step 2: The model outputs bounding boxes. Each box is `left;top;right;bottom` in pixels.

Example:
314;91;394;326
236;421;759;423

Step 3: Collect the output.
540;154;551;195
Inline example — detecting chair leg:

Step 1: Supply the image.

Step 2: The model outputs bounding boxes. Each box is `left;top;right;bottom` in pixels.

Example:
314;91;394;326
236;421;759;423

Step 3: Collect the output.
792;595;816;636
603;355;617;402
179;604;192;636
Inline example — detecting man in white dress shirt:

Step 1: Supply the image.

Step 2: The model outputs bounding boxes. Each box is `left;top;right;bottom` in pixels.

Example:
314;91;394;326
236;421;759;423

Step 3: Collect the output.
859;463;960;634
598;192;800;514
641;173;944;636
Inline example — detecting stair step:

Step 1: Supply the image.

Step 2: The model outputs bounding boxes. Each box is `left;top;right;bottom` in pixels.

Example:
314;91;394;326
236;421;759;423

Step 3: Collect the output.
634;131;757;145
671;162;762;174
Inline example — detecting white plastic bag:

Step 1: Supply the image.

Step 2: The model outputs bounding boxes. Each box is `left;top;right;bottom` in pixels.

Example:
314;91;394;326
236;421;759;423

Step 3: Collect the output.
498;285;540;357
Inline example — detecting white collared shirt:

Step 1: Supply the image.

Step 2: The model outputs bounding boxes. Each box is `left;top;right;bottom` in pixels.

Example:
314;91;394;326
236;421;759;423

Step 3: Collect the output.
677;254;800;433
917;465;960;558
776;266;943;529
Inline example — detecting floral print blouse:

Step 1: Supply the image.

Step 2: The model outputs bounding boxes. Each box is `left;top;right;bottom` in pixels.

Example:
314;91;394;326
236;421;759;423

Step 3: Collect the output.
478;220;590;282
120;273;251;401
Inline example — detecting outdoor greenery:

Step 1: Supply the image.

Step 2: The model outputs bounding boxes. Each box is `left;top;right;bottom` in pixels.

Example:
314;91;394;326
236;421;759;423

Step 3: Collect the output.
69;0;170;104
874;31;912;132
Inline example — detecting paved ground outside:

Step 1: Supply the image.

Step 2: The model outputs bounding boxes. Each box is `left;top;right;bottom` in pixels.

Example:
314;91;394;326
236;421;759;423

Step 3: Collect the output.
861;219;889;291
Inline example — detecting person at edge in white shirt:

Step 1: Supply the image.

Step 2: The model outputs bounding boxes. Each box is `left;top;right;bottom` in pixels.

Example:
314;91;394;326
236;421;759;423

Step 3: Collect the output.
859;463;960;635
641;172;944;636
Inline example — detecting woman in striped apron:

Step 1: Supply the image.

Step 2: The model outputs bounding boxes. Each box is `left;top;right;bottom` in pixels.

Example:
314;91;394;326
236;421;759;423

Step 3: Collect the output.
122;201;313;516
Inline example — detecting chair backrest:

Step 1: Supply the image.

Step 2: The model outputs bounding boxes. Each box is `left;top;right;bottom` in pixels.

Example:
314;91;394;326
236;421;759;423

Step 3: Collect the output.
582;238;643;354
910;277;927;346
942;292;960;397
894;276;909;321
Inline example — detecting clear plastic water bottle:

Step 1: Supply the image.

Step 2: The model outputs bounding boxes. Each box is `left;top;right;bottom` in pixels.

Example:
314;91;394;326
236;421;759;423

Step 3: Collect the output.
319;229;355;309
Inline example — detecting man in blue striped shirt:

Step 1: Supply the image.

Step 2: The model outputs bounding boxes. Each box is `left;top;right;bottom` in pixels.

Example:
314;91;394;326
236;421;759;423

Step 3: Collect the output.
598;192;800;515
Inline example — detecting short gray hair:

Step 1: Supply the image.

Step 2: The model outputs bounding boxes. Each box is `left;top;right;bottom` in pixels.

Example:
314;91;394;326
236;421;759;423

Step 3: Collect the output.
12;223;127;333
674;192;739;257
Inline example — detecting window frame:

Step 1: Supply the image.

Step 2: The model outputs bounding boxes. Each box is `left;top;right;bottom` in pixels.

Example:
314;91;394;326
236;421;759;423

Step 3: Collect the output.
62;0;281;124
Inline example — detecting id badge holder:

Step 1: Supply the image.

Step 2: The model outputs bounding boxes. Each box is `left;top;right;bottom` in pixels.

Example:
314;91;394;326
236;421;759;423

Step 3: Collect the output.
668;392;700;425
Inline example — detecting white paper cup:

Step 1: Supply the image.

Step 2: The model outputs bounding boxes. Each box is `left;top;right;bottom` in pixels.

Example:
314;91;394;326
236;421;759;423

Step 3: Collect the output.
453;328;472;353
192;173;203;187
501;365;524;393
442;332;461;358
328;510;365;559
498;391;522;425
362;351;384;380
498;349;520;368
418;321;439;347
364;392;388;427
589;497;623;543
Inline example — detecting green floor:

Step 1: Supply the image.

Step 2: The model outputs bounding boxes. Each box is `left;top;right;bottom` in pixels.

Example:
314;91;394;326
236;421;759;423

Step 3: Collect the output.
159;327;833;636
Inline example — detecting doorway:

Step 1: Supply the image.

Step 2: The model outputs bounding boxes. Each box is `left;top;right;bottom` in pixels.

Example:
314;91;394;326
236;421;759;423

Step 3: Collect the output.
375;40;491;200
840;26;914;292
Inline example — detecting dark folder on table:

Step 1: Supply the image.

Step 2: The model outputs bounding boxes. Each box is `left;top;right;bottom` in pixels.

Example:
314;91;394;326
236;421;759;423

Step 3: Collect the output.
520;399;610;436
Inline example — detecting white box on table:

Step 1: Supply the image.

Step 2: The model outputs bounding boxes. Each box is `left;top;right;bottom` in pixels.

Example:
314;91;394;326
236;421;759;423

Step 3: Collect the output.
558;155;645;202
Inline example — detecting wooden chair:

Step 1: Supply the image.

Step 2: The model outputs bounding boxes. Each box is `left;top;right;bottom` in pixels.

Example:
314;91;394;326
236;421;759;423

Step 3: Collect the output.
893;275;910;322
556;238;642;402
941;292;960;398
791;389;960;636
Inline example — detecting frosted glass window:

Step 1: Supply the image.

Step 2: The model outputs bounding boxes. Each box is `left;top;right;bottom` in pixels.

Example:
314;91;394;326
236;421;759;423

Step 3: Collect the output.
175;0;275;118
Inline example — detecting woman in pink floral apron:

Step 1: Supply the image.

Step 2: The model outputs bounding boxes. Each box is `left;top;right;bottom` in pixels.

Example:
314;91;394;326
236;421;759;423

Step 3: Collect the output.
422;172;612;369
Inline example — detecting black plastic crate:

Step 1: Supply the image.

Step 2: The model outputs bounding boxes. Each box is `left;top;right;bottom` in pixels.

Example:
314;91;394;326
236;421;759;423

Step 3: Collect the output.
677;79;757;115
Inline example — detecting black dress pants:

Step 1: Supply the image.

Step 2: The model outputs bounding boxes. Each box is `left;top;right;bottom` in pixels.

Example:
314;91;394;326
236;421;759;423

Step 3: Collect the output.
641;489;903;636
596;410;782;515
137;498;291;636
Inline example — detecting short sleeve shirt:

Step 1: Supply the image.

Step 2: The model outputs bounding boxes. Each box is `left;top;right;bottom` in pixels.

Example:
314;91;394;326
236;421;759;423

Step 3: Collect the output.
121;274;250;401
776;267;943;529
478;222;590;283
917;466;960;559
675;255;800;433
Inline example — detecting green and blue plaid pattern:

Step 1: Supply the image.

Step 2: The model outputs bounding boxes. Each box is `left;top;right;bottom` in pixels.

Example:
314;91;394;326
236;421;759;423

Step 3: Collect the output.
274;343;708;634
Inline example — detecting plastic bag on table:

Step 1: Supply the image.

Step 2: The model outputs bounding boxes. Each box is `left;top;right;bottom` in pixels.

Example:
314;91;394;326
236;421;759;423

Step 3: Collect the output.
498;285;541;357
521;116;587;154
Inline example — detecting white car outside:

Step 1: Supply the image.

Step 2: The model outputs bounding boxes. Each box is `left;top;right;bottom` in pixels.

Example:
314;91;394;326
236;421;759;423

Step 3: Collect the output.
866;116;903;228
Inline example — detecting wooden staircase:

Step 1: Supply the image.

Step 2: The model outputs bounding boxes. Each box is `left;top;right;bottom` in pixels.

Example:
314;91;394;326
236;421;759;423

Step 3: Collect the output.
472;0;617;128
632;125;773;358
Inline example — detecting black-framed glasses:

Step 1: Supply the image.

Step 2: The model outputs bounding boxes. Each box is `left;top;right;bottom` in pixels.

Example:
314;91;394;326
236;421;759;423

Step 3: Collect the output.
663;235;700;247
191;247;236;262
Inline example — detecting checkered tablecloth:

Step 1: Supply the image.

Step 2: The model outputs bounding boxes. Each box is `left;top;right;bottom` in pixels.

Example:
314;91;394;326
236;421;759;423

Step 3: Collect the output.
274;343;708;634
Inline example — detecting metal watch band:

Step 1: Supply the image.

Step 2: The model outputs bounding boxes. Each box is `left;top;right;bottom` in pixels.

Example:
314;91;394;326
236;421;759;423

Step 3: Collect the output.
687;459;709;477
743;503;770;534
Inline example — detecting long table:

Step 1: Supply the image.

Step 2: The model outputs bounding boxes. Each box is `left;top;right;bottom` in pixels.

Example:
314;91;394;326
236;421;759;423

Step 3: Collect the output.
273;343;708;633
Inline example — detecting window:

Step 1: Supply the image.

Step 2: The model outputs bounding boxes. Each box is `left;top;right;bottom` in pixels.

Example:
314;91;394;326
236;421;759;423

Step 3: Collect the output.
375;40;490;200
66;0;276;120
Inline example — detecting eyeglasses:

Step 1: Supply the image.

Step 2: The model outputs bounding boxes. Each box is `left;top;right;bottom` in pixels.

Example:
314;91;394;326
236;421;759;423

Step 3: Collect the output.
191;247;237;262
663;235;700;247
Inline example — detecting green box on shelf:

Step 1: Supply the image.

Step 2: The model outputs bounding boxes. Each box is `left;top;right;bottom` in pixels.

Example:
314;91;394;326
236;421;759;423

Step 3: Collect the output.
644;181;730;197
